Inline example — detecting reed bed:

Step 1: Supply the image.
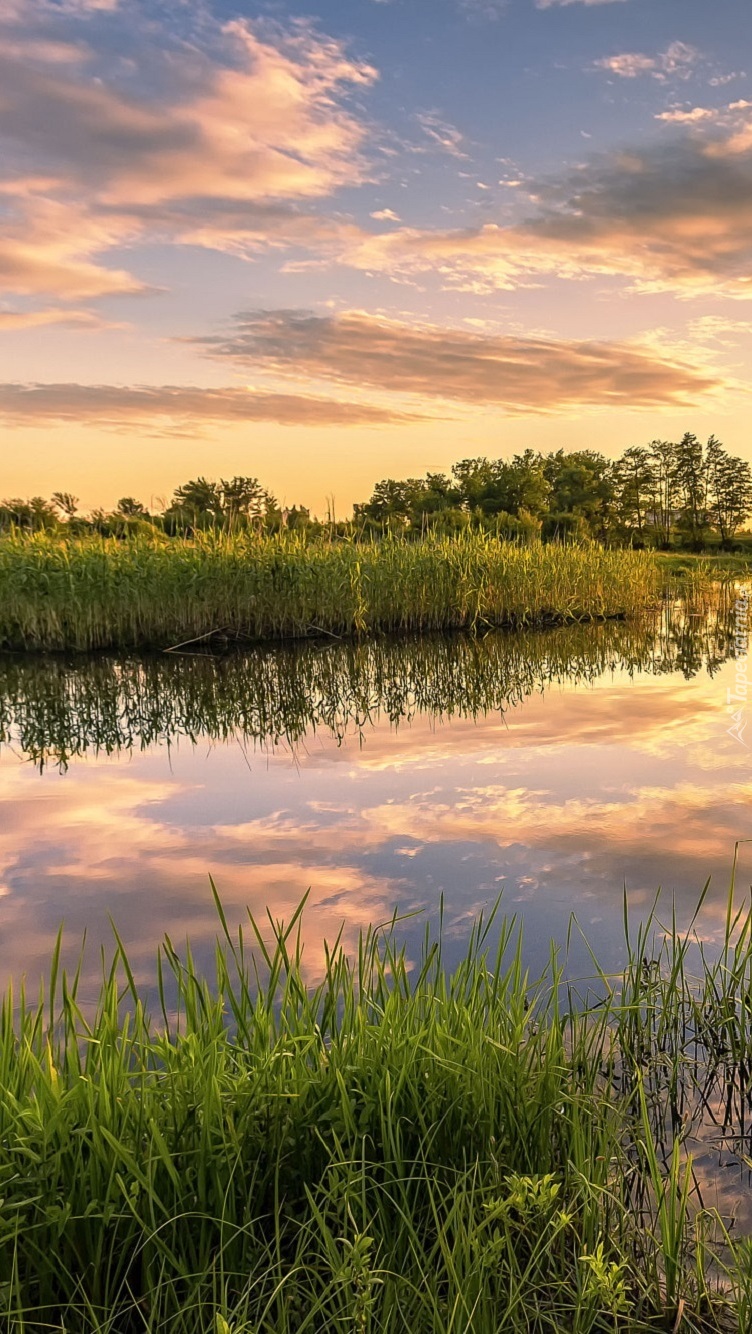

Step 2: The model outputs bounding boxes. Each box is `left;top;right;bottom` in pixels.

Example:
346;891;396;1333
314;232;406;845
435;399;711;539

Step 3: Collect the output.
0;531;659;652
0;597;734;769
1;885;752;1331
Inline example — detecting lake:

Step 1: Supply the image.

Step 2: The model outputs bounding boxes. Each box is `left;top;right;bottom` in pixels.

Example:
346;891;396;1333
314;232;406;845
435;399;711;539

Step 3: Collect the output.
4;591;752;1223
0;592;747;997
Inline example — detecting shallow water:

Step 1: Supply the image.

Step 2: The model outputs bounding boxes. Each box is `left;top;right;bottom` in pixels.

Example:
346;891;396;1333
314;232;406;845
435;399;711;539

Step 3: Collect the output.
0;596;746;991
5;596;752;1222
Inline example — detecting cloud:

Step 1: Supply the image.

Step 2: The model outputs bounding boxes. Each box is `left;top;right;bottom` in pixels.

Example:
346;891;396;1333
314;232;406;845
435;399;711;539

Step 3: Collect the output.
0;306;109;330
537;0;628;8
0;383;424;430
595;53;659;79
342;112;752;298
196;309;721;413
0;10;376;299
0;20;375;206
416;111;468;158
594;42;701;81
0;195;148;299
459;0;509;18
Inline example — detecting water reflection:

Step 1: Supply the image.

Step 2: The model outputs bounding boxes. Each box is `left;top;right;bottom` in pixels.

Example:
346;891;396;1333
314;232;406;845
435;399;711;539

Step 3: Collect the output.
3;594;752;1226
0;599;735;771
0;597;747;999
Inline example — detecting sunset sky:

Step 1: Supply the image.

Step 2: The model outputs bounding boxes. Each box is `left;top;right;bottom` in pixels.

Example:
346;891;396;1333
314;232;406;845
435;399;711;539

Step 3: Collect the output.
2;0;751;515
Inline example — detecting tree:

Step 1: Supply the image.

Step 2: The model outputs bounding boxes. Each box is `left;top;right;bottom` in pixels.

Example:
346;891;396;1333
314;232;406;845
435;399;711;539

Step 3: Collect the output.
503;451;551;519
450;458;497;512
171;477;223;525
116;497;149;518
645;440;678;549
673;432;710;550
51;491;79;520
542;451;616;542
220;476;271;526
355;478;428;527
707;439;752;548
614;447;655;544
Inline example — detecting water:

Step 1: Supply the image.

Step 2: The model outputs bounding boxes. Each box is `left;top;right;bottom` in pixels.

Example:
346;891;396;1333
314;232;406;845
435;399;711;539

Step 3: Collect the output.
0;595;745;995
4;594;752;1222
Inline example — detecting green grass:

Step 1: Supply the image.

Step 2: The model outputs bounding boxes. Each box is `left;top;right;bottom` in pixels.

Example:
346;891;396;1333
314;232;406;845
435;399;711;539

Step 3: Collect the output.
656;552;752;582
2;883;752;1331
0;598;735;769
0;531;659;652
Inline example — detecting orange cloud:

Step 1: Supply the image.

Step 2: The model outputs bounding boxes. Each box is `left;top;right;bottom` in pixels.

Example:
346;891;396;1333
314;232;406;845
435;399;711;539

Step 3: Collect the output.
0;383;425;430
0;13;375;299
341;119;752;298
196;309;721;413
594;43;701;82
0;307;108;330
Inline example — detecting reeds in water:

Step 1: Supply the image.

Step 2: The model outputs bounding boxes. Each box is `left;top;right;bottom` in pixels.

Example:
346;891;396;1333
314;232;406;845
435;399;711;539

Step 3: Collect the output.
0;531;659;651
0;596;735;769
1;885;751;1331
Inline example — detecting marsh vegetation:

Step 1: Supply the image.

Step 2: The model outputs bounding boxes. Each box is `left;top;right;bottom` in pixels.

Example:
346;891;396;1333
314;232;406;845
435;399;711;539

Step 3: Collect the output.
0;531;658;653
2;886;752;1331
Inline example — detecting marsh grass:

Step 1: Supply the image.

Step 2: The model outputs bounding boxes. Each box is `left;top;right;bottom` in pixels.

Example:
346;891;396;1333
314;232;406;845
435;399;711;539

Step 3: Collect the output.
1;883;752;1331
0;599;734;769
0;531;659;652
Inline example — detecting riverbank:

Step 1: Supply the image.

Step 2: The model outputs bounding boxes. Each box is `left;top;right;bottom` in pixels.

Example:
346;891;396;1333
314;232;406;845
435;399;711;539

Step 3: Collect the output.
0;890;747;1331
0;532;658;652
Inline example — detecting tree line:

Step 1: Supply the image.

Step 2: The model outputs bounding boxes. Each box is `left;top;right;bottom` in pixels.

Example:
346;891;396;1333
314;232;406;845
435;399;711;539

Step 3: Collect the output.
2;433;752;549
0;477;313;539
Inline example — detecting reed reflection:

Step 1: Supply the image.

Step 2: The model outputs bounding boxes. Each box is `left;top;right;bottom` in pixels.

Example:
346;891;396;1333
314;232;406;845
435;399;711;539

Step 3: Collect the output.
0;596;735;770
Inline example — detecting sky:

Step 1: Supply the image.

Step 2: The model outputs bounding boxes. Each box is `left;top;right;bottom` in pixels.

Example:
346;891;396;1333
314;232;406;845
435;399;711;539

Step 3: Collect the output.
1;0;751;515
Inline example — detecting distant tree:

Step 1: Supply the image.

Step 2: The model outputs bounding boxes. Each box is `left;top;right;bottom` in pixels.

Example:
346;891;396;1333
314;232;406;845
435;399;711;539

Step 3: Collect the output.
645;440;678;549
1;497;58;531
116;496;149;518
51;491;79;520
614;447;655;544
502;451;551;520
707;438;752;548
220;476;271;525
542;450;616;542
355;478;427;527
673;432;710;550
171;477;223;526
451;458;497;512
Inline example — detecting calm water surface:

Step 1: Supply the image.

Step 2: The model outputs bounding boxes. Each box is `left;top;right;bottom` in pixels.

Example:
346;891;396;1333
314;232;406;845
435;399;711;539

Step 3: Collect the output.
0;597;747;993
4;596;752;1224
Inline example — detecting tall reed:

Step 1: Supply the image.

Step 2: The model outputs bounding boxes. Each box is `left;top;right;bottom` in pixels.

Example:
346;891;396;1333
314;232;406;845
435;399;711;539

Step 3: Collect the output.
0;531;659;652
1;599;731;769
0;887;750;1331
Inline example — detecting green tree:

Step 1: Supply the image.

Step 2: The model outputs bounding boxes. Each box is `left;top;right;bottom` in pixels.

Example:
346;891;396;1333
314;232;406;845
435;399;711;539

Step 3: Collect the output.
355;478;428;527
171;477;223;526
707;438;752;548
645;440;678;549
542;451;616;542
614;447;655;544
219;476;271;526
673;431;710;550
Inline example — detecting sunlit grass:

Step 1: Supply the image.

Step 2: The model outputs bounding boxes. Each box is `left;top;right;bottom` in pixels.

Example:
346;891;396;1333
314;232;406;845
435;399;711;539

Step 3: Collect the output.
0;530;659;651
1;883;751;1330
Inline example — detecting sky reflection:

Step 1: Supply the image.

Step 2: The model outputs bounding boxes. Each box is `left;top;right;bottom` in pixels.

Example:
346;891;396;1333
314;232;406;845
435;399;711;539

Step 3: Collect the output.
0;605;750;996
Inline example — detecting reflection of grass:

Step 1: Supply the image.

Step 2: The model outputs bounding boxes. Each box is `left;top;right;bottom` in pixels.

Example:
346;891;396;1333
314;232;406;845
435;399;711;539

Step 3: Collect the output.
0;531;658;651
0;601;734;768
657;551;752;583
3;885;752;1330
